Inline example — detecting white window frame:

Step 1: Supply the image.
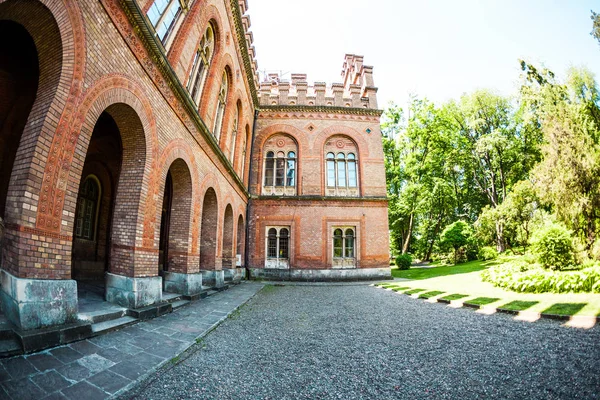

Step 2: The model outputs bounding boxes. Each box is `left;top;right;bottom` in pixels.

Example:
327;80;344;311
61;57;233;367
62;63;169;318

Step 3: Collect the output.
265;226;290;269
332;226;356;268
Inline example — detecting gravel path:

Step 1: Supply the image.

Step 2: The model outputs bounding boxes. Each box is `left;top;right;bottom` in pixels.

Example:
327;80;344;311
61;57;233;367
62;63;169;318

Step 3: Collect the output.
130;285;600;399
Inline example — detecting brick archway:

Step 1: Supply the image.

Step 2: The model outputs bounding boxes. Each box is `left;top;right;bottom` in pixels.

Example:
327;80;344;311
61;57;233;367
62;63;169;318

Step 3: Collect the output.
0;0;85;279
222;204;234;268
200;187;219;270
159;159;194;274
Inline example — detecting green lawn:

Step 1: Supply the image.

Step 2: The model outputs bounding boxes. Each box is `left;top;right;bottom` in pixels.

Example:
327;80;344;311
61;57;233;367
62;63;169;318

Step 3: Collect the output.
380;257;600;317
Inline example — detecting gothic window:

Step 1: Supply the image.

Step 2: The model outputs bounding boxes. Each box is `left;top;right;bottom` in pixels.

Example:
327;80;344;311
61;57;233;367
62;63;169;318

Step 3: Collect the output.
187;24;214;104
262;135;298;196
324;136;359;197
146;0;183;44
213;71;228;140
332;227;356;267
266;227;289;260
75;176;100;240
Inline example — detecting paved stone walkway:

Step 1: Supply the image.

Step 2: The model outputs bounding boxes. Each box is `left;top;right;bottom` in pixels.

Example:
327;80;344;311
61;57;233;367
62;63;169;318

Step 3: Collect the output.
0;282;264;400
132;285;600;400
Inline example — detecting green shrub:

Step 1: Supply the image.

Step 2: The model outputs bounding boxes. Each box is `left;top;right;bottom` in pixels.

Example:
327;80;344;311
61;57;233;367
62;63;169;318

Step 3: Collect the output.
395;254;412;270
478;246;498;261
531;223;575;270
481;262;600;293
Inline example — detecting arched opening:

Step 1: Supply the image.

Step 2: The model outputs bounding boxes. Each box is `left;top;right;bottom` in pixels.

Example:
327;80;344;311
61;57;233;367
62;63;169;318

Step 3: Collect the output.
158;159;193;276
72;111;121;284
73;102;146;309
0;20;39;237
200;188;218;270
236;215;244;267
221;204;234;268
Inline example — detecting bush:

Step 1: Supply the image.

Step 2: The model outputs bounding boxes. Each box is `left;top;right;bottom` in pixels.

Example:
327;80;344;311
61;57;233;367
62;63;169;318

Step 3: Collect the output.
531;223;575;270
478;246;498;261
395;254;412;270
482;262;600;293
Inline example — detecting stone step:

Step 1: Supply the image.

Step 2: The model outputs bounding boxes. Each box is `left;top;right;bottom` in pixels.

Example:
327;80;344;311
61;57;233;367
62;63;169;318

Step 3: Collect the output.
162;292;183;303
127;302;172;320
91;316;138;335
79;308;128;324
171;299;190;310
0;337;22;357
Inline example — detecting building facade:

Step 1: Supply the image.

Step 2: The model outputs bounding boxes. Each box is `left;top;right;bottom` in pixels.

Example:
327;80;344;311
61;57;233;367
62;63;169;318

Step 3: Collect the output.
0;0;390;332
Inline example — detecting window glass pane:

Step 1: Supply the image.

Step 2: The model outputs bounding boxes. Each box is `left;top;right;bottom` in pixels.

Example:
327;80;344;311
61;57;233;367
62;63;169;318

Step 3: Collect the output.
147;4;161;26
337;159;346;187
348;161;357;187
347;153;356;160
333;229;343;257
267;236;277;258
275;158;285;186
286;159;295;187
264;157;274;186
158;2;181;42
327;152;335;159
266;151;274;158
187;52;199;90
337;152;345;160
279;237;289;259
288;151;295;158
327;160;336;187
191;60;205;100
279;228;289;259
345;229;355;258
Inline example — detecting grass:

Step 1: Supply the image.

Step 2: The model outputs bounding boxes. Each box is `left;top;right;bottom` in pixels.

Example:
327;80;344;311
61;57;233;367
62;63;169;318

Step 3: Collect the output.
499;300;539;311
386;255;600;318
440;293;469;301
418;290;445;299
465;297;501;306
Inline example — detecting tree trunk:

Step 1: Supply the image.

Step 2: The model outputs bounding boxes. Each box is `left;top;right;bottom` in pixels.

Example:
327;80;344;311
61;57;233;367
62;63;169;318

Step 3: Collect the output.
495;220;505;253
402;212;414;254
424;213;443;261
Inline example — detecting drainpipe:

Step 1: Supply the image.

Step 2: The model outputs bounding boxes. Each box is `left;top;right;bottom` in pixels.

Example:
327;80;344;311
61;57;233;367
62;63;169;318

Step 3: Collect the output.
244;108;259;279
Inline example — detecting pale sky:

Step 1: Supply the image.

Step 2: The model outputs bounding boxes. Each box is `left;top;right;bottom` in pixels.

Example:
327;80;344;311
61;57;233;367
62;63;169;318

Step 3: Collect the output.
247;0;600;108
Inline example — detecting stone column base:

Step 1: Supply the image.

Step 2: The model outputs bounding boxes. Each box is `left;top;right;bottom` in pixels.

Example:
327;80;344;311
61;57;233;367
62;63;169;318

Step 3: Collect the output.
163;271;203;296
105;273;162;309
200;270;225;288
223;268;244;283
248;267;393;282
0;270;78;330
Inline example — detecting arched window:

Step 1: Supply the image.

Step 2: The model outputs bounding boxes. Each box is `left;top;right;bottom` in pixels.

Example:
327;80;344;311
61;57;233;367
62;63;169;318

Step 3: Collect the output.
146;0;183;44
187;24;214;104
75;176;100;240
230;102;242;163
213;71;228;140
262;135;298;195
332;227;356;267
324;142;359;196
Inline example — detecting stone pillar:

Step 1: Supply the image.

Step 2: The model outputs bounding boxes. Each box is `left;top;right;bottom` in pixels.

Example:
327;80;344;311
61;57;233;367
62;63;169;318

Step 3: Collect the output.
0;270;78;330
105;272;162;309
163;271;203;296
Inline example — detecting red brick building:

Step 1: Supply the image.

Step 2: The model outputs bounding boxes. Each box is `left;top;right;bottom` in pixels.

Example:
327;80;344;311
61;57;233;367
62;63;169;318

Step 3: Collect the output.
0;0;390;331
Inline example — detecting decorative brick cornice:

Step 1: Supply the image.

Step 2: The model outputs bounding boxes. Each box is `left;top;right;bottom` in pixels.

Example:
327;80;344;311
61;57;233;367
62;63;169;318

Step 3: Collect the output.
252;195;388;205
229;0;260;106
260;105;383;117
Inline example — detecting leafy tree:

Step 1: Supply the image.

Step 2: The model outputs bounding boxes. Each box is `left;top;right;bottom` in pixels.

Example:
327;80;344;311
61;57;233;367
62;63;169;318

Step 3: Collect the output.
440;221;474;265
521;62;600;257
592;10;600;46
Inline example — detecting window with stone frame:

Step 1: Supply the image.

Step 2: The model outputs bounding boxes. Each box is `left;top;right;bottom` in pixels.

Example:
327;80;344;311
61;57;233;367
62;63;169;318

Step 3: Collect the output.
332;226;356;268
213;70;228;140
262;134;297;196
265;226;290;269
146;0;186;45
75;176;101;240
324;135;359;197
186;23;214;104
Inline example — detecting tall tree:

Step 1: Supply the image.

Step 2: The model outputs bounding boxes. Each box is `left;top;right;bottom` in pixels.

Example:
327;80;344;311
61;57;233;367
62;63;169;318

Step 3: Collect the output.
592;10;600;46
522;62;600;255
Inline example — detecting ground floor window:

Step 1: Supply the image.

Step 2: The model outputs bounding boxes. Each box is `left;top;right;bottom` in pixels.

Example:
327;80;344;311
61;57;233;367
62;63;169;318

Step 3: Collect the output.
75;176;101;240
265;226;290;269
332;227;356;267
